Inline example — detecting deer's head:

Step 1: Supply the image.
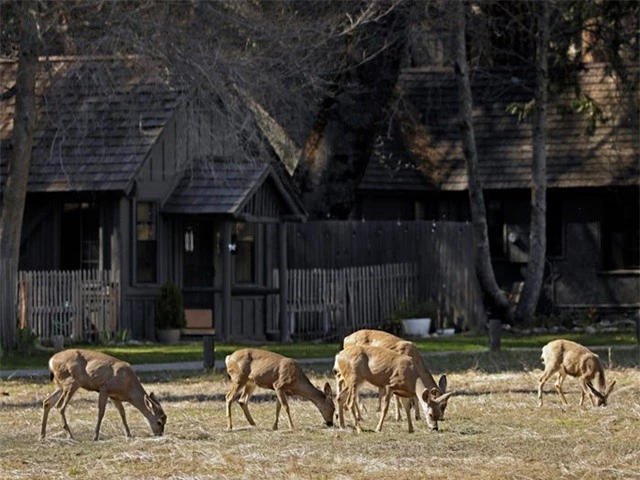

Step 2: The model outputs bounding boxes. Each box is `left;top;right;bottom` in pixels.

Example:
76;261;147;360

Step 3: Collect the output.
145;392;167;435
587;380;616;407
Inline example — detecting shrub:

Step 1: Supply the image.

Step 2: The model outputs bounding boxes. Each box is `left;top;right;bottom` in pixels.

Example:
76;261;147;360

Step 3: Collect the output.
155;281;186;330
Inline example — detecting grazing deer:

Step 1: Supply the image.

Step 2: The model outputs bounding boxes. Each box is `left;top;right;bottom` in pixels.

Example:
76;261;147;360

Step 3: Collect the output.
225;348;334;431
342;329;450;422
41;349;166;441
538;339;616;407
333;345;452;433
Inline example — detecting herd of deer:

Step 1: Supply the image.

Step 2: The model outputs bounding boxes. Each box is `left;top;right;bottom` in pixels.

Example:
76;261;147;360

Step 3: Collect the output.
39;330;616;440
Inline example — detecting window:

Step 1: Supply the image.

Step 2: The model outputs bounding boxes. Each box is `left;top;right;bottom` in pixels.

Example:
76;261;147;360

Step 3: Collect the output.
136;202;157;283
234;223;255;283
602;191;639;270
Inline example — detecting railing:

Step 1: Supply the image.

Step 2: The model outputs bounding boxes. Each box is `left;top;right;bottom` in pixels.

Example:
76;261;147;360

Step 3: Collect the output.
274;262;417;340
18;270;120;341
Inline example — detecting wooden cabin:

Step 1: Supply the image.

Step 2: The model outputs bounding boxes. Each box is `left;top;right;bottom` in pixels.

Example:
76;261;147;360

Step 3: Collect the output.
1;57;305;342
354;63;639;316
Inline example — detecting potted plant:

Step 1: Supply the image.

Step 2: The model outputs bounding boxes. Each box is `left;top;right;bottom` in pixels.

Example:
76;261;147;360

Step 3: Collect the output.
155;281;186;344
393;299;439;338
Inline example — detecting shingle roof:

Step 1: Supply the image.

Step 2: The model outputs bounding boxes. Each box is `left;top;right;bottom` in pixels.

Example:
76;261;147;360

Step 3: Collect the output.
162;157;306;218
360;63;639;192
1;57;182;193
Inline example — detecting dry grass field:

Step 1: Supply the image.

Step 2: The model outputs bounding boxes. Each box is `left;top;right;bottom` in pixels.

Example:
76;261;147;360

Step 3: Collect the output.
1;365;639;480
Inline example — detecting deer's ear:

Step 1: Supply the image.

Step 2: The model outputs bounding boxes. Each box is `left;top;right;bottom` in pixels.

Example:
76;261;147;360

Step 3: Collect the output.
604;380;616;397
421;388;432;403
435;391;454;404
323;382;333;396
586;382;603;399
438;375;448;393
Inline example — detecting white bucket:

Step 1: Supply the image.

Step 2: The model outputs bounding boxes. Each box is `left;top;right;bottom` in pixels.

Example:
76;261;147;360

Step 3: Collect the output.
401;318;432;338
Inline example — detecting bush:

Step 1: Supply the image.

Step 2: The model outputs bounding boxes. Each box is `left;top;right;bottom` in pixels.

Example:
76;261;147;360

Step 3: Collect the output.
16;327;38;354
155;281;186;330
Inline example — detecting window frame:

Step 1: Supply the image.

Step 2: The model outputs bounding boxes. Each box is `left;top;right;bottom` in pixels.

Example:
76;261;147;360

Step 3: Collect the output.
134;200;159;285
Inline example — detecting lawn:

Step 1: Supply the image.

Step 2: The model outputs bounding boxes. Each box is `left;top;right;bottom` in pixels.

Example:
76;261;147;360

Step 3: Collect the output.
1;331;638;371
1;365;639;479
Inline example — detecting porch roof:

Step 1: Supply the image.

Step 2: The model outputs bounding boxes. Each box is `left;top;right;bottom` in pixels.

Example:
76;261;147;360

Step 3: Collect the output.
0;56;182;193
161;157;306;220
360;63;639;192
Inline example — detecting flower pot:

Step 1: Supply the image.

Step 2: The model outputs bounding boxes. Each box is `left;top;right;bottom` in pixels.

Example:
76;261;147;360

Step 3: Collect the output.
401;318;432;338
156;328;181;344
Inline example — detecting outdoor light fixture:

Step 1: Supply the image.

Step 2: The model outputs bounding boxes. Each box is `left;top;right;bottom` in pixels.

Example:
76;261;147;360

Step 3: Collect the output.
184;227;194;253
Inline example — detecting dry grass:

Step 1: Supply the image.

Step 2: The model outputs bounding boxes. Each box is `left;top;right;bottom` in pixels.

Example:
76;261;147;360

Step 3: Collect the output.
1;367;639;480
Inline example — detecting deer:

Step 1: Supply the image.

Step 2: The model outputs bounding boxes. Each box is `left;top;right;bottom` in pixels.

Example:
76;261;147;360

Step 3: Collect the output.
333;345;452;433
41;349;166;441
224;348;334;431
342;329;450;422
538;339;616;407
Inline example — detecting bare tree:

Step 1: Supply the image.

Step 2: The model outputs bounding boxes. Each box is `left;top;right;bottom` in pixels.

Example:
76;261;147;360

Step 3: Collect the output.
452;0;512;324
514;0;549;322
0;0;39;350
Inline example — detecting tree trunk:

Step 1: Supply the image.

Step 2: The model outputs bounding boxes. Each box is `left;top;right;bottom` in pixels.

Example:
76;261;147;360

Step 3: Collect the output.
452;0;512;323
293;4;411;219
515;0;550;323
0;1;39;350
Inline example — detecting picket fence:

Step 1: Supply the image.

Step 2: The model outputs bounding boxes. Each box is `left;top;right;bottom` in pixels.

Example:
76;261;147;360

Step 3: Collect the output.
17;270;119;341
277;262;417;340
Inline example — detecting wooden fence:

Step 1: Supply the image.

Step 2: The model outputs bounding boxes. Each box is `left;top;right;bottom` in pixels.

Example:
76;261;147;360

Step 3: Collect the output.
274;262;417;340
18;270;119;341
286;220;485;332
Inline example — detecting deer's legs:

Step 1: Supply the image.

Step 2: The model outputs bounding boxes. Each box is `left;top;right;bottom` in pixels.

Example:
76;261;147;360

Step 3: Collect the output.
41;387;63;439
538;367;557;406
336;385;349;428
93;388;109;440
111;399;132;438
400;396;414;433
225;380;244;430
346;385;362;433
237;383;257;427
579;379;595;407
57;384;79;439
554;371;569;405
273;388;293;430
375;387;392;433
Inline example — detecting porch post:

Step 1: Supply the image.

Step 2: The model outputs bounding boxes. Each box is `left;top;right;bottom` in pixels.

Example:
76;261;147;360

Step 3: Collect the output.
221;221;232;341
278;222;290;342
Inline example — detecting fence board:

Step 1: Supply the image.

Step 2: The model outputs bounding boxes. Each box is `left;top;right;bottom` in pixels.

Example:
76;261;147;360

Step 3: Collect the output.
276;262;417;341
17;269;120;341
287;220;485;331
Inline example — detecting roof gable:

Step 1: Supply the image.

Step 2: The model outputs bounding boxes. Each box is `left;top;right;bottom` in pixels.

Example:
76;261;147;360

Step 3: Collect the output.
1;57;182;193
161;157;306;220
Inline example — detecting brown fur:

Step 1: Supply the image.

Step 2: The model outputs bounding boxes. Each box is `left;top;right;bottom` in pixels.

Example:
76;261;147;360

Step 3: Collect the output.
538;339;616;407
41;349;166;440
225;348;334;430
